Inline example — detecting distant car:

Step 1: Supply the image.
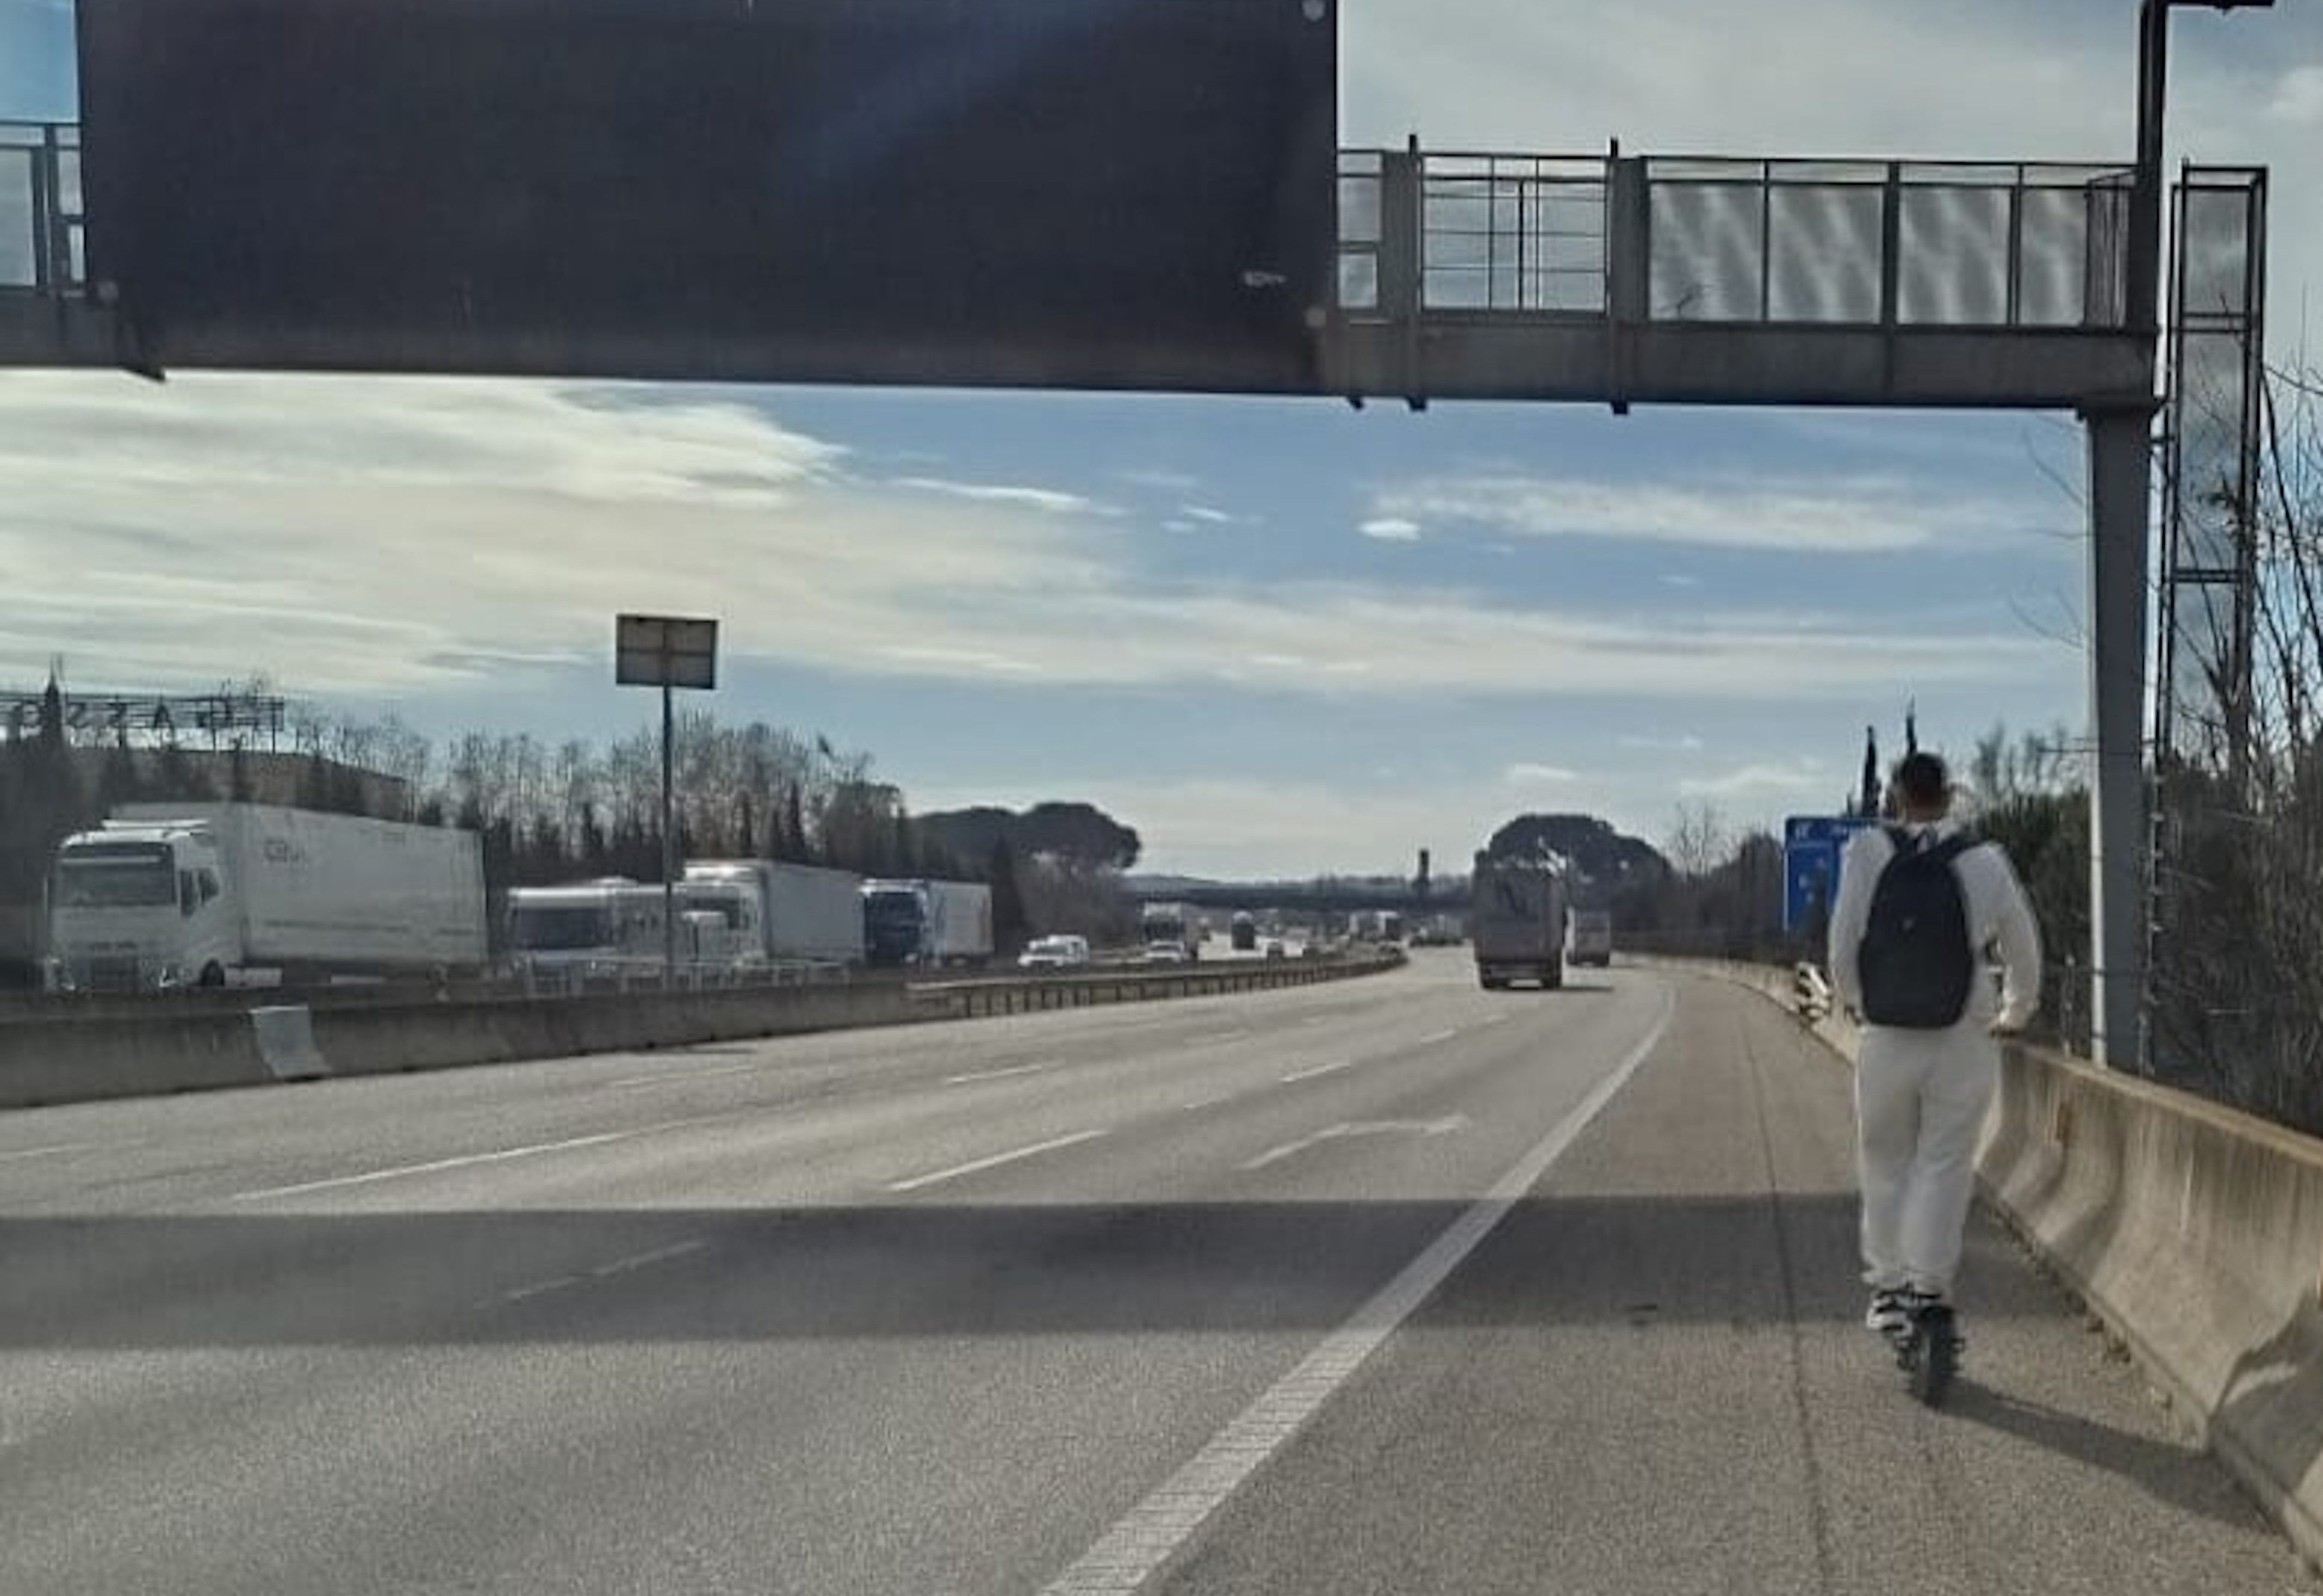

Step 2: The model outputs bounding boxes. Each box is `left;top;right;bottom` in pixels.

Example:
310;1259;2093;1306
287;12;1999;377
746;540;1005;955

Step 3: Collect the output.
1018;934;1091;970
1264;939;1287;960
1141;941;1192;965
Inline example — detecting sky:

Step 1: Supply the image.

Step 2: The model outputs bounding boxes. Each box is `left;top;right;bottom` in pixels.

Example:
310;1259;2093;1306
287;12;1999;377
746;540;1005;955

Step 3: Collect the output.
2;0;2320;879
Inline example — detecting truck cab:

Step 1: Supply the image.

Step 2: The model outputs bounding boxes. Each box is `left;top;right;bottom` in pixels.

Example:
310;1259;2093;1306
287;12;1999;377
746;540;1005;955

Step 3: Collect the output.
48;821;238;991
675;876;766;968
861;881;930;969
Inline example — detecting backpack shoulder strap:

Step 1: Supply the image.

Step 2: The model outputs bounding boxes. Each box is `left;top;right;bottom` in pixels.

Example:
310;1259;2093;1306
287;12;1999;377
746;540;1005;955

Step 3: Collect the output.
1929;831;1978;866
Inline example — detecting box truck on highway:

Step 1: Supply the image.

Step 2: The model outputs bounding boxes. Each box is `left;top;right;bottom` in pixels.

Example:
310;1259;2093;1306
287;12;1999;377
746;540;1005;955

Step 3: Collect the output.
681;860;865;968
861;878;993;970
507;880;674;976
46;802;487;992
1470;850;1569;991
1138;902;1202;963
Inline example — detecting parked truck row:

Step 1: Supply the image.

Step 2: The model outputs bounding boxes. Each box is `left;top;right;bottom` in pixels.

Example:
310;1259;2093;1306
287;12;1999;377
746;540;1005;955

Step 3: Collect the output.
42;802;1001;993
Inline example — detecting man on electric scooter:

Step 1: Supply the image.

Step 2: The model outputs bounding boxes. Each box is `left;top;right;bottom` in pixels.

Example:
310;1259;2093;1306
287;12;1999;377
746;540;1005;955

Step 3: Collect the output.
1828;750;2042;1338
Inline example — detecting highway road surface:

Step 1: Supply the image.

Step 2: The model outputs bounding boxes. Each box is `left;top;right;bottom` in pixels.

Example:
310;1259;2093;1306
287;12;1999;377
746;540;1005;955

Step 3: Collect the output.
1;952;2311;1595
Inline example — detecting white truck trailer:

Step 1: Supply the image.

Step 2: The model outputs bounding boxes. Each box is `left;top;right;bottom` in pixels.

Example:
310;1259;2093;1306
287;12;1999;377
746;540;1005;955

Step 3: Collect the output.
681;860;865;968
47;803;487;992
1470;850;1569;991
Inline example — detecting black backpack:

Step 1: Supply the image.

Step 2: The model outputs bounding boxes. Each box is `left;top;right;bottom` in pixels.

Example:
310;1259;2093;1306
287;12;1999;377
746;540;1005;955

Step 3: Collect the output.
1858;827;1977;1029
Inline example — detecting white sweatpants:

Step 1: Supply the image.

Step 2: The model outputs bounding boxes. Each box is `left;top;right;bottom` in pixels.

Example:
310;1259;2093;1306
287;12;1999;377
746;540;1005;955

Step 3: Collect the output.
1854;1023;2001;1299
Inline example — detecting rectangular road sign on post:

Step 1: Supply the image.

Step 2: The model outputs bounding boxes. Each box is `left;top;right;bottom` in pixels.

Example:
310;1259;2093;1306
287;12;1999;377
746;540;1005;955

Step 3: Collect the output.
1782;815;1879;935
616;614;717;690
615;615;718;983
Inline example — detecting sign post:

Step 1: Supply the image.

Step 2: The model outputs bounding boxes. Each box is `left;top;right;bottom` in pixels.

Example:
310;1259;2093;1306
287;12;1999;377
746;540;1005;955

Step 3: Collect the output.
616;614;718;984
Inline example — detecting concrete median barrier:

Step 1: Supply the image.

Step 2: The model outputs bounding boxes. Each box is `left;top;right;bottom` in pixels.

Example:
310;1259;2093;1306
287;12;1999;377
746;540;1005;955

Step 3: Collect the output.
0;1011;270;1108
0;953;1402;1109
1682;955;2323;1573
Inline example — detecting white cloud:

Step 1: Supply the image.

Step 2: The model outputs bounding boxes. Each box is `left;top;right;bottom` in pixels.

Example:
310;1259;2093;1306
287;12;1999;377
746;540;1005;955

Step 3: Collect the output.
1359;517;1423;542
1179;506;1236;525
1678;758;1832;800
1618;733;1705;753
890;476;1104;516
0;372;2057;708
1660;574;1703;589
1505;762;1579;787
2269;65;2323;126
1370;474;2034;555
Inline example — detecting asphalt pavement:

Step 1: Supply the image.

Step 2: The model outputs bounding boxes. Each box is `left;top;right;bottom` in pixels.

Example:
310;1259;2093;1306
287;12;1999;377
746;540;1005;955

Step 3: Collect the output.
0;952;2309;1595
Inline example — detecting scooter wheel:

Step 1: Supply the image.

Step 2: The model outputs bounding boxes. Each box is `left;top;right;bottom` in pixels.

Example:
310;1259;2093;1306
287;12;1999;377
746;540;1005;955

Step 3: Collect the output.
1906;1306;1959;1407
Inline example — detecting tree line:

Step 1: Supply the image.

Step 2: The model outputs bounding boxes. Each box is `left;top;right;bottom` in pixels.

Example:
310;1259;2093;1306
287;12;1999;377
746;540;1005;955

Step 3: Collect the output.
0;695;1146;977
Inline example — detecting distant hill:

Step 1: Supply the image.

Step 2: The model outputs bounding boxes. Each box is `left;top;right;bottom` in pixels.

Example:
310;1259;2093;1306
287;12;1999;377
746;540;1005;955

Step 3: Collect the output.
917;802;1141;871
1482;813;1670;903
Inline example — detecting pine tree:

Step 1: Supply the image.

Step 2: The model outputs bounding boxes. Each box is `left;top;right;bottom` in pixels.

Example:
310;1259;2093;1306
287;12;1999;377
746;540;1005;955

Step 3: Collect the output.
987;837;1028;953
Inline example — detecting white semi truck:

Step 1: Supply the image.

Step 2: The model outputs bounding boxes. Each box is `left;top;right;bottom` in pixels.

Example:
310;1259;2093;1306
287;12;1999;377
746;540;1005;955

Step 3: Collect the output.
681;860;865;968
861;878;994;970
1470;850;1570;991
46;803;487;992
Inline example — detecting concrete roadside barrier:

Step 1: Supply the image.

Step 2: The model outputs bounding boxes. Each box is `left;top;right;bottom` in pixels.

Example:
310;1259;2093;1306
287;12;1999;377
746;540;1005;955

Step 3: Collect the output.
1977;1044;2323;1572
1675;954;2323;1573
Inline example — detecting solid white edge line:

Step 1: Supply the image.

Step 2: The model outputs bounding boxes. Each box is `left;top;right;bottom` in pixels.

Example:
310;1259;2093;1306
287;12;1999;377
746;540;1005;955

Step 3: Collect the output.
1240;1125;1347;1171
0;1140;117;1164
1035;982;1676;1596
884;1129;1109;1194
1419;1028;1461;1045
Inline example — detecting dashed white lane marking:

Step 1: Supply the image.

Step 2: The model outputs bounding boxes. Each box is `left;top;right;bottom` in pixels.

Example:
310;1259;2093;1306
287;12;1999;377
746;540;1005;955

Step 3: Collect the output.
1479;1014;1512;1028
590;1239;708;1278
1279;1059;1355;1084
605;1061;760;1089
1239;1116;1469;1171
492;1239;709;1308
1197;1029;1253;1044
0;1140;126;1165
884;1129;1109;1194
944;1063;1047;1085
229;1113;736;1202
1418;1028;1461;1045
1181;1094;1236;1112
1039;985;1674;1595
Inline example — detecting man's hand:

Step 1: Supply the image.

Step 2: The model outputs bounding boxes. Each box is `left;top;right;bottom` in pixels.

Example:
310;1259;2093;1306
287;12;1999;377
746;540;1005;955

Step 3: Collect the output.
1989;1017;2028;1039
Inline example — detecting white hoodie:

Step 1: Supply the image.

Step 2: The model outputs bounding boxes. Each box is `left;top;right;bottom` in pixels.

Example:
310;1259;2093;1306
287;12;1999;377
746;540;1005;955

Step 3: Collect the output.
1828;819;2044;1033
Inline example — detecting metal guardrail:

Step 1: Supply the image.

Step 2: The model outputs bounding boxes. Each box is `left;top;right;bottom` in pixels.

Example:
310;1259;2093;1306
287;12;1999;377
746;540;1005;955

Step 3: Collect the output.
918;951;1404;1020
4;121;2132;338
0;120;83;295
1337;148;2135;331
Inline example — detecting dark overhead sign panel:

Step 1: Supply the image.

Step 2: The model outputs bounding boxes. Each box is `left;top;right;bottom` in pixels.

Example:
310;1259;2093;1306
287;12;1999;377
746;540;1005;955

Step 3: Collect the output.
76;0;1339;392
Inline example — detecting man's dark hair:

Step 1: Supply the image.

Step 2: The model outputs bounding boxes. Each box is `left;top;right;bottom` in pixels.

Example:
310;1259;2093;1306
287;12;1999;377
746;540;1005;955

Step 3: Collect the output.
1893;751;1949;810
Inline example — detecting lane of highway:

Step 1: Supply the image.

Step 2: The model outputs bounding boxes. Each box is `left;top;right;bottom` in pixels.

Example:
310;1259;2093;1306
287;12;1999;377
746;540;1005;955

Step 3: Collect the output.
0;953;2309;1595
